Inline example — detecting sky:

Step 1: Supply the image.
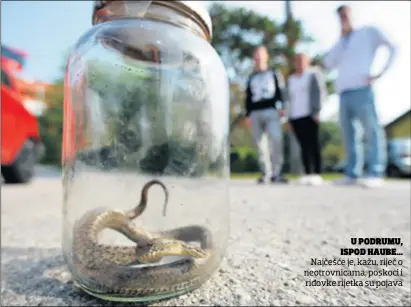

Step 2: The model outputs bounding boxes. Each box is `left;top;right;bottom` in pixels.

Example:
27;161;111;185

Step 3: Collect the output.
1;0;410;124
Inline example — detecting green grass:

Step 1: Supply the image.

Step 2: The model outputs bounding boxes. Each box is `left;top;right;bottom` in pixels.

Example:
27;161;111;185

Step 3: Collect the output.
230;172;343;181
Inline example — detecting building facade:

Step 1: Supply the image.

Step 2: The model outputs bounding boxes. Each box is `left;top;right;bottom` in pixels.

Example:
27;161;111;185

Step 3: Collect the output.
385;109;411;139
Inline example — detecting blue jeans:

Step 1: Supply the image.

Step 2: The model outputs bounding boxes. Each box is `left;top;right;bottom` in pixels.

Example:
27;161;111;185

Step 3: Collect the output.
339;87;386;178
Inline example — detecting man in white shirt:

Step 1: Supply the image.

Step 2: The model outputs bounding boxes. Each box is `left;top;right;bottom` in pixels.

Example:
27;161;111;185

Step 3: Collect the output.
287;53;328;185
323;5;396;188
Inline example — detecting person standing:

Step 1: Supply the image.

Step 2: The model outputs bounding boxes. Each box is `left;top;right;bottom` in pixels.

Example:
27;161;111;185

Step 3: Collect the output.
244;45;288;184
324;5;396;188
287;53;328;185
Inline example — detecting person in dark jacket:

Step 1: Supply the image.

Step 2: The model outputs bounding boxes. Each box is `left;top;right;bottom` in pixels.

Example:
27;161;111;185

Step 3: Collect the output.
244;45;288;184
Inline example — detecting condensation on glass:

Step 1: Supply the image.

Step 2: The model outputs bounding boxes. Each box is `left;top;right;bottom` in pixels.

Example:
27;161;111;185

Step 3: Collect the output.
62;0;230;303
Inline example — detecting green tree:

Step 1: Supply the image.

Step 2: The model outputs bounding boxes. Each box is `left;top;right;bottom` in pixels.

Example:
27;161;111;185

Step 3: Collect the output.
319;121;345;168
37;53;69;166
322;143;344;167
209;3;316;81
38;78;64;166
209;3;282;84
319;121;343;148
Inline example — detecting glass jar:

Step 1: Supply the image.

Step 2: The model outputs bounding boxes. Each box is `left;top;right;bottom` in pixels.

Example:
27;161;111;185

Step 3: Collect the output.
62;0;230;303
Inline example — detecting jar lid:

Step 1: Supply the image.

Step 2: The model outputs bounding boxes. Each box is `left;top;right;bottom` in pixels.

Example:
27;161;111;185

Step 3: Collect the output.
92;1;213;39
177;1;212;39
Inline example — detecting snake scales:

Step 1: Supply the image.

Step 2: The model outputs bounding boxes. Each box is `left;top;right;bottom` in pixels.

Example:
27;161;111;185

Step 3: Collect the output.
71;179;217;298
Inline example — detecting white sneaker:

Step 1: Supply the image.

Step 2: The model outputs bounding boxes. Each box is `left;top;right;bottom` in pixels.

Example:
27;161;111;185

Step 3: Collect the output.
333;176;357;186
359;177;385;189
309;174;324;186
297;175;310;185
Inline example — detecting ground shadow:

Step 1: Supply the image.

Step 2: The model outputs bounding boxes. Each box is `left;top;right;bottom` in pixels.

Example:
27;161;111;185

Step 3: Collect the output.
1;165;61;184
1;247;152;306
34;165;62;179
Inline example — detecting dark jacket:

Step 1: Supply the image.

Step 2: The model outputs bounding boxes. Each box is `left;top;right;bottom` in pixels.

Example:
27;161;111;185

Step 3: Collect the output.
244;68;286;117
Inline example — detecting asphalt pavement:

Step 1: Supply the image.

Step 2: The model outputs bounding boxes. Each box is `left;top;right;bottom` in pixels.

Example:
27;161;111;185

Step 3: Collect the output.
1;166;410;306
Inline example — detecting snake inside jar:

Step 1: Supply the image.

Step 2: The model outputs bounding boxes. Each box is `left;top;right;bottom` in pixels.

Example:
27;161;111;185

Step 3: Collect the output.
71;179;218;298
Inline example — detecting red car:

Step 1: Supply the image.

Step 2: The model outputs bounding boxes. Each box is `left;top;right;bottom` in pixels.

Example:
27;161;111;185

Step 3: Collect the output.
1;45;43;183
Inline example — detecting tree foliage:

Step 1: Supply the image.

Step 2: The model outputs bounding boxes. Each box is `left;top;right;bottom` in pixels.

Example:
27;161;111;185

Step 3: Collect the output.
209;2;313;83
210;3;281;83
38;78;64;165
319;122;345;167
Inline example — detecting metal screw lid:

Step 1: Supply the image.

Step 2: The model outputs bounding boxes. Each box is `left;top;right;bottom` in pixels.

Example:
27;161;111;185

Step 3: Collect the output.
92;1;213;39
177;1;212;39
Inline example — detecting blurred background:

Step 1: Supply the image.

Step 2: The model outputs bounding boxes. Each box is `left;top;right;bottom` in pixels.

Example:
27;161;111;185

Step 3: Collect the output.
1;0;410;180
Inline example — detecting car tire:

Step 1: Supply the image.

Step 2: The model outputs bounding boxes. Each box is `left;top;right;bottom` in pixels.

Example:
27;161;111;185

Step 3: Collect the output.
386;165;401;178
1;139;36;184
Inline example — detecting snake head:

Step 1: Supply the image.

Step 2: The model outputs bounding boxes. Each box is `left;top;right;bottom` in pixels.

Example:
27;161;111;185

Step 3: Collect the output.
181;242;208;259
135;239;208;264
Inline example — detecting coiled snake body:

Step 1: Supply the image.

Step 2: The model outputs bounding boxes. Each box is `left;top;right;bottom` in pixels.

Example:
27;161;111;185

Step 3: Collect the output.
72;180;217;298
